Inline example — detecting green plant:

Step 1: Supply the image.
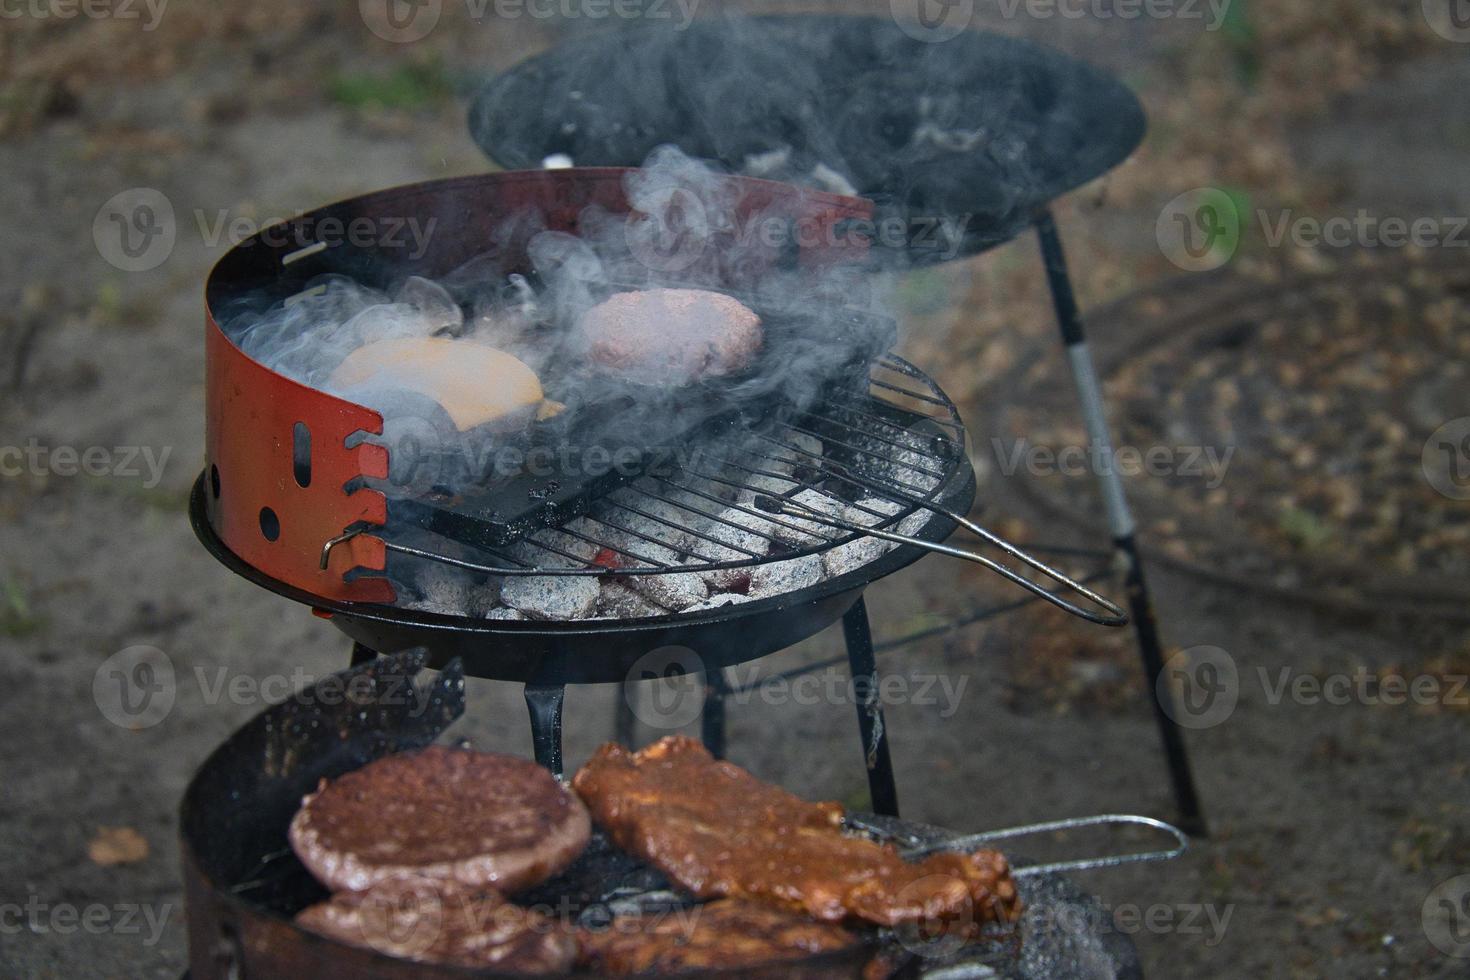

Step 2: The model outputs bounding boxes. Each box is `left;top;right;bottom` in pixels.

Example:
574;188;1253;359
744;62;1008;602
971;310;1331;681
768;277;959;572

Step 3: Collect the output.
327;58;453;111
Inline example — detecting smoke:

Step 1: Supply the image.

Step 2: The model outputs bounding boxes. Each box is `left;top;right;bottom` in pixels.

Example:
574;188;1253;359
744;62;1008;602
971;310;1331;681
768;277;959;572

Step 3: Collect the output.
223;146;893;497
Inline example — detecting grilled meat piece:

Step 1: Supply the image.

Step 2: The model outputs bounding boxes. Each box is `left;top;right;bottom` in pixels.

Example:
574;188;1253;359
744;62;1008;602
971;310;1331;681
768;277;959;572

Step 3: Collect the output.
296;877;576;973
579;898;862;975
290;745;590;893
572;737;1020;929
580;288;763;385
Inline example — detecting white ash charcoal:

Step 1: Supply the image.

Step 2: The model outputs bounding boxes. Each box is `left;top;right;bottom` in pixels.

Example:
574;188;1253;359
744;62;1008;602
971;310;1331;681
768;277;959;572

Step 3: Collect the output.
500;575;599;620
869;448;943;494
509;525;601;568
735;472;799;505
624;571;709;611
465;579;504;618
774;432;824;472
897;510;932;537
483;606;525;621
592;522;686;569
821;535;894;578
855;496;904;518
744;553;825;598
681;508;772;562
765;489;850;546
407;564;473;615
684;592;761;613
595;580;669;620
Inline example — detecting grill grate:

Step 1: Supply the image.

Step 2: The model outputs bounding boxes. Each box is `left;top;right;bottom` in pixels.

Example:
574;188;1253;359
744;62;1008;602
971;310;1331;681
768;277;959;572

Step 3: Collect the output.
372;354;969;578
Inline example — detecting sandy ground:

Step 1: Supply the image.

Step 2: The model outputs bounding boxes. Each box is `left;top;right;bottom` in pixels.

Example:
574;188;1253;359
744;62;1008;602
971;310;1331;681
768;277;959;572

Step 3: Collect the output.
1;4;1468;978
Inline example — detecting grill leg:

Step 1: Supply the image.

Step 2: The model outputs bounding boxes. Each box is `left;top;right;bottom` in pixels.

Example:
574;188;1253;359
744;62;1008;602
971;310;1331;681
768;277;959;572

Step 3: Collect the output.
701;669;728;759
348;642;377;667
1035;209;1208;837
615;681;638;748
843;597;900;817
524;684;566;778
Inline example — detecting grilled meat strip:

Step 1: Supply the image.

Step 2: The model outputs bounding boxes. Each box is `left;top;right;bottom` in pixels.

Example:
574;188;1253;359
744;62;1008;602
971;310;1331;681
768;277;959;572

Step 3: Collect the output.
579;898;861;975
290;745;590;893
296;877;576;973
572;737;1021;928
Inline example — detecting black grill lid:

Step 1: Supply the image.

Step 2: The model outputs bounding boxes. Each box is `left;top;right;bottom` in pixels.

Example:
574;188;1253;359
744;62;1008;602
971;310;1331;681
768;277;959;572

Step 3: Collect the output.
469;15;1146;264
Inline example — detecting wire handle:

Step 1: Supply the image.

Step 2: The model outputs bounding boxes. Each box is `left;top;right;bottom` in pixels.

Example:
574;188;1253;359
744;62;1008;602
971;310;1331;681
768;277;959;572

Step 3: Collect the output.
754;494;1128;627
900;813;1188;877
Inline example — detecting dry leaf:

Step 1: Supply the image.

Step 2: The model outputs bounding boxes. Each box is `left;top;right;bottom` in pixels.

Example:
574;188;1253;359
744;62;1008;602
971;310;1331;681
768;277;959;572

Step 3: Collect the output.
88;826;149;866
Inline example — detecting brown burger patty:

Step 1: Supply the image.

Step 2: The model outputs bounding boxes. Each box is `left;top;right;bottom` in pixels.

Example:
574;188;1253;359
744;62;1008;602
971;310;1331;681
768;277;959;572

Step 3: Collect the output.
296;877;576;973
572;737;1021;929
290;746;590;893
579;898;861;975
580;288;763;385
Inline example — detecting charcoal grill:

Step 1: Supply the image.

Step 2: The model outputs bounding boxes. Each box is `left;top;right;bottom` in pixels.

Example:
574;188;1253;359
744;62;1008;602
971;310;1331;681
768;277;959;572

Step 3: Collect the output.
470;14;1208;836
182;653;1186;979
182;20;1200;976
193;164;1125;809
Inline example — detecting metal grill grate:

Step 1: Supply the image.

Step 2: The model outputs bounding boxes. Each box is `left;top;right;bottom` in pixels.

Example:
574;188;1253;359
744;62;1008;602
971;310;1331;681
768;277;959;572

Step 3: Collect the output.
374;354;970;578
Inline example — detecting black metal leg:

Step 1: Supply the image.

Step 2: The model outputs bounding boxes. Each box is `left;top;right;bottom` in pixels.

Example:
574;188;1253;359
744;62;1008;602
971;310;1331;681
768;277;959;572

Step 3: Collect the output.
524;684;566;778
1035;209;1208;837
349;642;378;667
615;681;638;748
842;597;900;817
701;669;728;759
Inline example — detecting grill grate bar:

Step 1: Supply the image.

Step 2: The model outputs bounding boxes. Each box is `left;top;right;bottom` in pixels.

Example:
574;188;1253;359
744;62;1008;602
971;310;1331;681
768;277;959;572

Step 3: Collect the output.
652;472;841;546
780;421;948;483
604;486;765;558
580;512;720;565
745;432;941;500
554;522;673;569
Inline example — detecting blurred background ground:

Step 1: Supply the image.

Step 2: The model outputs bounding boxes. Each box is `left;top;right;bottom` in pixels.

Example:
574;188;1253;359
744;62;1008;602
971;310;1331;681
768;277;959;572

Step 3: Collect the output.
1;1;1468;977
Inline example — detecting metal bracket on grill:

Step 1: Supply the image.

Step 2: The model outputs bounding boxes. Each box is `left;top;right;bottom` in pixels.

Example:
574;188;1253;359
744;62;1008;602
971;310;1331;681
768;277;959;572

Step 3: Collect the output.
755;494;1128;627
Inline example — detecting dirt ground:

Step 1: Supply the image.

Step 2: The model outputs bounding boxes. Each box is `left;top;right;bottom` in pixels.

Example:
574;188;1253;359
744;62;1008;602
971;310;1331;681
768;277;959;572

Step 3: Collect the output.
2;3;1468;978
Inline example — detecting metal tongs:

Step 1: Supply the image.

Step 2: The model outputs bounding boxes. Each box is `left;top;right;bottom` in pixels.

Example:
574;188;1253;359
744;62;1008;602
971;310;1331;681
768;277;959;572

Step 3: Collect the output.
848;813;1189;878
753;481;1129;627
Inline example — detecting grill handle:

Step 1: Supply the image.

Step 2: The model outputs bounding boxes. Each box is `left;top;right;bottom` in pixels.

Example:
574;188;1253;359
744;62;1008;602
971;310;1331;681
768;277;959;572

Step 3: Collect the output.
850;813;1189;877
754;495;1128;627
